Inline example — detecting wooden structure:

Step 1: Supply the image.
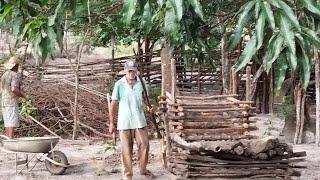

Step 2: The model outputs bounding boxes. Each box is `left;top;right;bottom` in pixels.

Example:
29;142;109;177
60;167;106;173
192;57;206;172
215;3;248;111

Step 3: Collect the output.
157;59;305;179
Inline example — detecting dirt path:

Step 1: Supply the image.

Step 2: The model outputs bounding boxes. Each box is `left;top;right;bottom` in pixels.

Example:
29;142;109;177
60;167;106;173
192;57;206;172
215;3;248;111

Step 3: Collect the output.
0;139;173;180
1;114;319;180
0;139;319;180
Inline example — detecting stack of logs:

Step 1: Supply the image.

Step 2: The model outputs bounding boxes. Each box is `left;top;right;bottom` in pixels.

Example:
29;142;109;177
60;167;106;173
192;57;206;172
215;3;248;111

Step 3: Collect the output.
158;93;306;179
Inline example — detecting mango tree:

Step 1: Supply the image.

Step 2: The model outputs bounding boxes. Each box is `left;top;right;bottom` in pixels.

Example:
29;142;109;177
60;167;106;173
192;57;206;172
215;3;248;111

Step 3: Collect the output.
230;0;320;144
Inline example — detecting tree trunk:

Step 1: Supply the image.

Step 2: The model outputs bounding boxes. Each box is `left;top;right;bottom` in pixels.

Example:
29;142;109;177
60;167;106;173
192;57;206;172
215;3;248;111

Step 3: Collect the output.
294;82;302;144
314;34;320;146
269;67;274;114
72;2;91;139
161;42;173;165
218;16;230;94
161;43;172;96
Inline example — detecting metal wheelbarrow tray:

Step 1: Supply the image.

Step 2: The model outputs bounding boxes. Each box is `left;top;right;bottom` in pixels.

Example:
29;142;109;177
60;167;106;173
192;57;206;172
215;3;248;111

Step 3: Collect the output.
0;135;69;175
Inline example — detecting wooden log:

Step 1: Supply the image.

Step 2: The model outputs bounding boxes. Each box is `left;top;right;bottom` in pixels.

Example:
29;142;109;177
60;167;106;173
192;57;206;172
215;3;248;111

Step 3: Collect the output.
245;136;280;155
169;159;290;168
233;145;244;155
171;152;296;165
167;115;252;121
270;151;306;160
168;121;251;128
169;122;257;131
268;149;277;158
171;100;254;106
176;94;238;100
172;127;248;134
168;107;254;113
184;134;257;141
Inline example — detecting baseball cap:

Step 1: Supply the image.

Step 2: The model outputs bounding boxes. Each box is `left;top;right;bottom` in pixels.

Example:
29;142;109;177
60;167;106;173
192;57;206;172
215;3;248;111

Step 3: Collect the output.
124;59;138;71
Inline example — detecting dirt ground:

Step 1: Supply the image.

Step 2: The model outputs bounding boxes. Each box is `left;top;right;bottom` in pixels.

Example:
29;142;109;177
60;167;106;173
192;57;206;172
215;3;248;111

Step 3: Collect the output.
1;114;320;180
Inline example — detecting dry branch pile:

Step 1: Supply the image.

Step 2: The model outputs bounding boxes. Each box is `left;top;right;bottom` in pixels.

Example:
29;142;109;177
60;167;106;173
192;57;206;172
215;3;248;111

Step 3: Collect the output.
16;80;110;138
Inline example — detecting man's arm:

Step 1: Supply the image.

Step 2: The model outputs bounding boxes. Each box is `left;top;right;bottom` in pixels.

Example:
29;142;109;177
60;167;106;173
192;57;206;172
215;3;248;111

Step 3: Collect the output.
109;100;118;134
11;87;26;100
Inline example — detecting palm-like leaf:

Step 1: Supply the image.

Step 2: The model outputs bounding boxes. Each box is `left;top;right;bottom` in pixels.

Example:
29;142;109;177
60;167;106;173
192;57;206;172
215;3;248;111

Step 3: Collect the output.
164;0;179;42
278;1;301;31
275;51;288;90
188;0;204;21
229;1;255;49
279;12;296;69
300;0;320;17
236;36;257;71
170;0;183;21
262;1;275;30
123;0;137;26
301;27;320;47
296;34;311;89
263;34;284;73
256;11;266;49
141;1;152;33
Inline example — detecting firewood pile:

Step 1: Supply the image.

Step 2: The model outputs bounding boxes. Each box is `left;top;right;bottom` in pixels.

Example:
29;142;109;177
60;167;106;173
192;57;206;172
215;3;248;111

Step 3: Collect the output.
16;79;111;138
158;93;306;179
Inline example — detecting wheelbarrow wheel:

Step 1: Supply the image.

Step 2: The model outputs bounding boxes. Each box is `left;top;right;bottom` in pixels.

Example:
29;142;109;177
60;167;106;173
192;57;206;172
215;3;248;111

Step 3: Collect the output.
45;150;68;175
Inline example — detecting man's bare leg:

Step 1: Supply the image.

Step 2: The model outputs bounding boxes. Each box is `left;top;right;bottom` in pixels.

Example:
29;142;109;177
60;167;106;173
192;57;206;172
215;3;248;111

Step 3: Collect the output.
6;127;14;139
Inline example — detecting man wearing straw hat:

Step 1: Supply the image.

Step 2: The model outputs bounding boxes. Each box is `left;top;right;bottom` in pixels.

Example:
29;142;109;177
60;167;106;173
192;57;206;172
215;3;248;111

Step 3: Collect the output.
109;59;155;180
1;56;26;139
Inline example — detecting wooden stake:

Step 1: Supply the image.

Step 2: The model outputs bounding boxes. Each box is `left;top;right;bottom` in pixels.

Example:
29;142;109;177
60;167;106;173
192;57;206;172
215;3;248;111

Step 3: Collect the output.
294;82;302;144
246;66;251;101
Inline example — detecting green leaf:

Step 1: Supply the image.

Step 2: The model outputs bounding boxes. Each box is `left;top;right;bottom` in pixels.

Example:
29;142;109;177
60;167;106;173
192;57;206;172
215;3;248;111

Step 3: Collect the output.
267;0;280;8
275;51;288;90
48;0;64;26
278;1;301;31
0;4;12;22
123;0;137;26
47;27;57;59
262;1;275;30
170;0;183;21
236;36;257;72
229;1;255;49
255;0;262;19
164;0;179;42
301;27;320;47
256;11;266;49
286;49;297;71
32;33;42;59
21;21;33;40
295;33;311;89
12;15;23;36
300;0;320;17
141;1;152;33
188;0;204;21
279;13;296;60
158;0;164;7
263;34;284;72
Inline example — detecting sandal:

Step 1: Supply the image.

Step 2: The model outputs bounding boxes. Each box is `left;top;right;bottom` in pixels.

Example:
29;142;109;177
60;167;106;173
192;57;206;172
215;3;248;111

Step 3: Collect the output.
141;170;155;179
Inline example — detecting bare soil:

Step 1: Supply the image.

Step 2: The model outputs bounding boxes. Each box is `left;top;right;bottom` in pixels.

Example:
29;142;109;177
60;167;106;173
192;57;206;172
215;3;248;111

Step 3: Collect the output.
0;114;319;180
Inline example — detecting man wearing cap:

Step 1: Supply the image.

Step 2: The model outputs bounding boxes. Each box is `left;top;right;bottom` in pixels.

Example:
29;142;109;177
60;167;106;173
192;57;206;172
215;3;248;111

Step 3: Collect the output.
109;59;155;180
1;56;26;138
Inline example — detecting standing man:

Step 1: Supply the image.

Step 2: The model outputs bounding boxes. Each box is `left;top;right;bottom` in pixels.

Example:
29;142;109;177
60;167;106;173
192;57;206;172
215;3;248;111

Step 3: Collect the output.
1;56;26;139
109;59;155;180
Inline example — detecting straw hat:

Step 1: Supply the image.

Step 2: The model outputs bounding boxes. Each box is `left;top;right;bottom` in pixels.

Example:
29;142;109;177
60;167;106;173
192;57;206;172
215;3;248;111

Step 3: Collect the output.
4;56;19;70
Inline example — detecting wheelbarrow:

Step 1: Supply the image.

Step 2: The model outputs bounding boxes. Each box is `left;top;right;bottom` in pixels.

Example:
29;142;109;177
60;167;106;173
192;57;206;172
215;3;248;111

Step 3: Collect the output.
0;135;69;175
